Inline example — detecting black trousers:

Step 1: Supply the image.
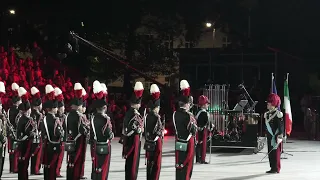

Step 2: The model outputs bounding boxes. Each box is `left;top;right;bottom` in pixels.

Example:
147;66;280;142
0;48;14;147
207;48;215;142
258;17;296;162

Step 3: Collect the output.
0;145;5;178
175;138;195;180
146;139;162;180
67;136;86;180
124;135;141;180
18;140;32;180
30;142;42;174
43;152;59;180
8;137;18;173
196;129;207;162
92;144;111;180
267;137;281;172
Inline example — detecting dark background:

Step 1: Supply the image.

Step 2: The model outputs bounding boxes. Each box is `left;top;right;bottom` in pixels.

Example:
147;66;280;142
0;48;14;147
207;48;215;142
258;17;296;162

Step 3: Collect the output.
1;0;320;130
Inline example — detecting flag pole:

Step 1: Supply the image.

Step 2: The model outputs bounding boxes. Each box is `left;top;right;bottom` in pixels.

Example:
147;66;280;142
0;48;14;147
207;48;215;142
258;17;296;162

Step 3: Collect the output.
271;73;274;93
282;73;293;159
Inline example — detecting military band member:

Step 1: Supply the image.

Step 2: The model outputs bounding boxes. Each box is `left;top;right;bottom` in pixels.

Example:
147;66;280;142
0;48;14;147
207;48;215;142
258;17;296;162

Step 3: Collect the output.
30;86;43;175
90;80;105;179
173;80;197;180
101;83;108;103
145;84;163;180
8;82;21;173
90;94;114;180
54;87;66;178
66;83;89;180
264;93;284;174
195;95;210;164
0;81;7;178
16;87;36;180
122;81;144;180
42;96;64;180
80;88;89;179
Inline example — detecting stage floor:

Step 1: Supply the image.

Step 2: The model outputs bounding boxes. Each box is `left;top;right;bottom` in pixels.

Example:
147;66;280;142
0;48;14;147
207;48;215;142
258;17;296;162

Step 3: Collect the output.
1;136;319;180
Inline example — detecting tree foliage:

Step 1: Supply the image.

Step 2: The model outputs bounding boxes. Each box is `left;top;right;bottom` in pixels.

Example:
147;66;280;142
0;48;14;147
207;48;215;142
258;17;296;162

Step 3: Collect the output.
83;0;207;82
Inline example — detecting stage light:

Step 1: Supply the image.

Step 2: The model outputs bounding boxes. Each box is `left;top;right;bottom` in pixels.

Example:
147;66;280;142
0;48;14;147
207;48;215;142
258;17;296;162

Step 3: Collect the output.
206;22;212;28
164;129;168;135
9;10;15;15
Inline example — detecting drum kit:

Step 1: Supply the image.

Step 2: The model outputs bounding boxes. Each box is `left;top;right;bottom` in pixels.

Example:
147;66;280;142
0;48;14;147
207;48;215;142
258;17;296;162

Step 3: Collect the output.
218;103;260;142
204;83;265;152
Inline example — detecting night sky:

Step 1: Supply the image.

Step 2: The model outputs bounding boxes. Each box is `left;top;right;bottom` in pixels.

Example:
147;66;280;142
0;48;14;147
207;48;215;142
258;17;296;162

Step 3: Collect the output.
2;0;320;59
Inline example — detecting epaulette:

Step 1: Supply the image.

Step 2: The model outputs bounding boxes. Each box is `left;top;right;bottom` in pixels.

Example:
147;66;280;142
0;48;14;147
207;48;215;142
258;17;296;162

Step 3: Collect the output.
102;114;110;120
133;109;140;116
276;110;283;118
187;111;194;117
263;112;267;119
155;113;161;119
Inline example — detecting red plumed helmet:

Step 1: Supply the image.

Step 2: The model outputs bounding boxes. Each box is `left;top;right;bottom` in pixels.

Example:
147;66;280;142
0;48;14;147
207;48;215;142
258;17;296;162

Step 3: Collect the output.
198;95;210;106
0;81;5;98
180;80;190;96
150;84;160;100
45;84;55;100
93;80;104;99
31;87;40;98
134;82;144;98
95;91;104;100
74;83;83;98
267;93;281;107
18;87;29;102
54;87;64;101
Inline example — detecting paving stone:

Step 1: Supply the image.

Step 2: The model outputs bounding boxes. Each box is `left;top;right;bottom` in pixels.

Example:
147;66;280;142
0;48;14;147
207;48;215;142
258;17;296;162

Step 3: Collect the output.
1;137;319;179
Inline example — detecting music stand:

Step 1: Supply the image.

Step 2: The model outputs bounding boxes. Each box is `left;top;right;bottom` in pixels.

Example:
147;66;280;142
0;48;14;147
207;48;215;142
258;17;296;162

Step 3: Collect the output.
233;100;248;111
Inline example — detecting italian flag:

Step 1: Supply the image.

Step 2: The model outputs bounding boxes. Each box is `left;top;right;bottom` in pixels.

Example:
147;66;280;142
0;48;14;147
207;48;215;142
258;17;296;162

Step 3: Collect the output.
284;77;292;135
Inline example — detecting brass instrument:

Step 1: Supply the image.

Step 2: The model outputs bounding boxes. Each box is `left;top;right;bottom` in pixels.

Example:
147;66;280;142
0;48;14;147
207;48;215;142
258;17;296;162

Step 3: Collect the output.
54;117;65;139
131;109;144;134
29;116;40;144
78;111;90;135
188;111;198;131
2;110;16;140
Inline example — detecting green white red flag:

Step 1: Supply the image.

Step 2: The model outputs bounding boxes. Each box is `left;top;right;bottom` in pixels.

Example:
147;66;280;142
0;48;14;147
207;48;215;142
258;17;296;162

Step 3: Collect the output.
284;74;292;135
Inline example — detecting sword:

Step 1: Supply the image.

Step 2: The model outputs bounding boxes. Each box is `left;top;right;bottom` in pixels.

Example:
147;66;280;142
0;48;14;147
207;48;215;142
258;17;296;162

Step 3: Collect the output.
162;114;166;138
261;138;283;162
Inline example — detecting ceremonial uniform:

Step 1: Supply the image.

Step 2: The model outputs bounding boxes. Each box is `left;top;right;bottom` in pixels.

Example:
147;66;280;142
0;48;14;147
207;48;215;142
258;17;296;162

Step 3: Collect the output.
195;95;210;164
66;83;89;180
0;81;7;178
7;82;21;173
30;86;43;175
55;112;66;177
0;109;7;177
80;88;90;179
90;99;113;180
145;84;163;180
173;80;197;180
122;81;144;180
42;100;64;180
265;93;284;174
16;87;36;180
54;87;66;177
30;108;43;174
0;113;6;178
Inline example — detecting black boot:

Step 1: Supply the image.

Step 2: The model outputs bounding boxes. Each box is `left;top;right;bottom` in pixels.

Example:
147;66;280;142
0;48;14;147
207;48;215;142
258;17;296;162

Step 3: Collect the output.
266;169;278;173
